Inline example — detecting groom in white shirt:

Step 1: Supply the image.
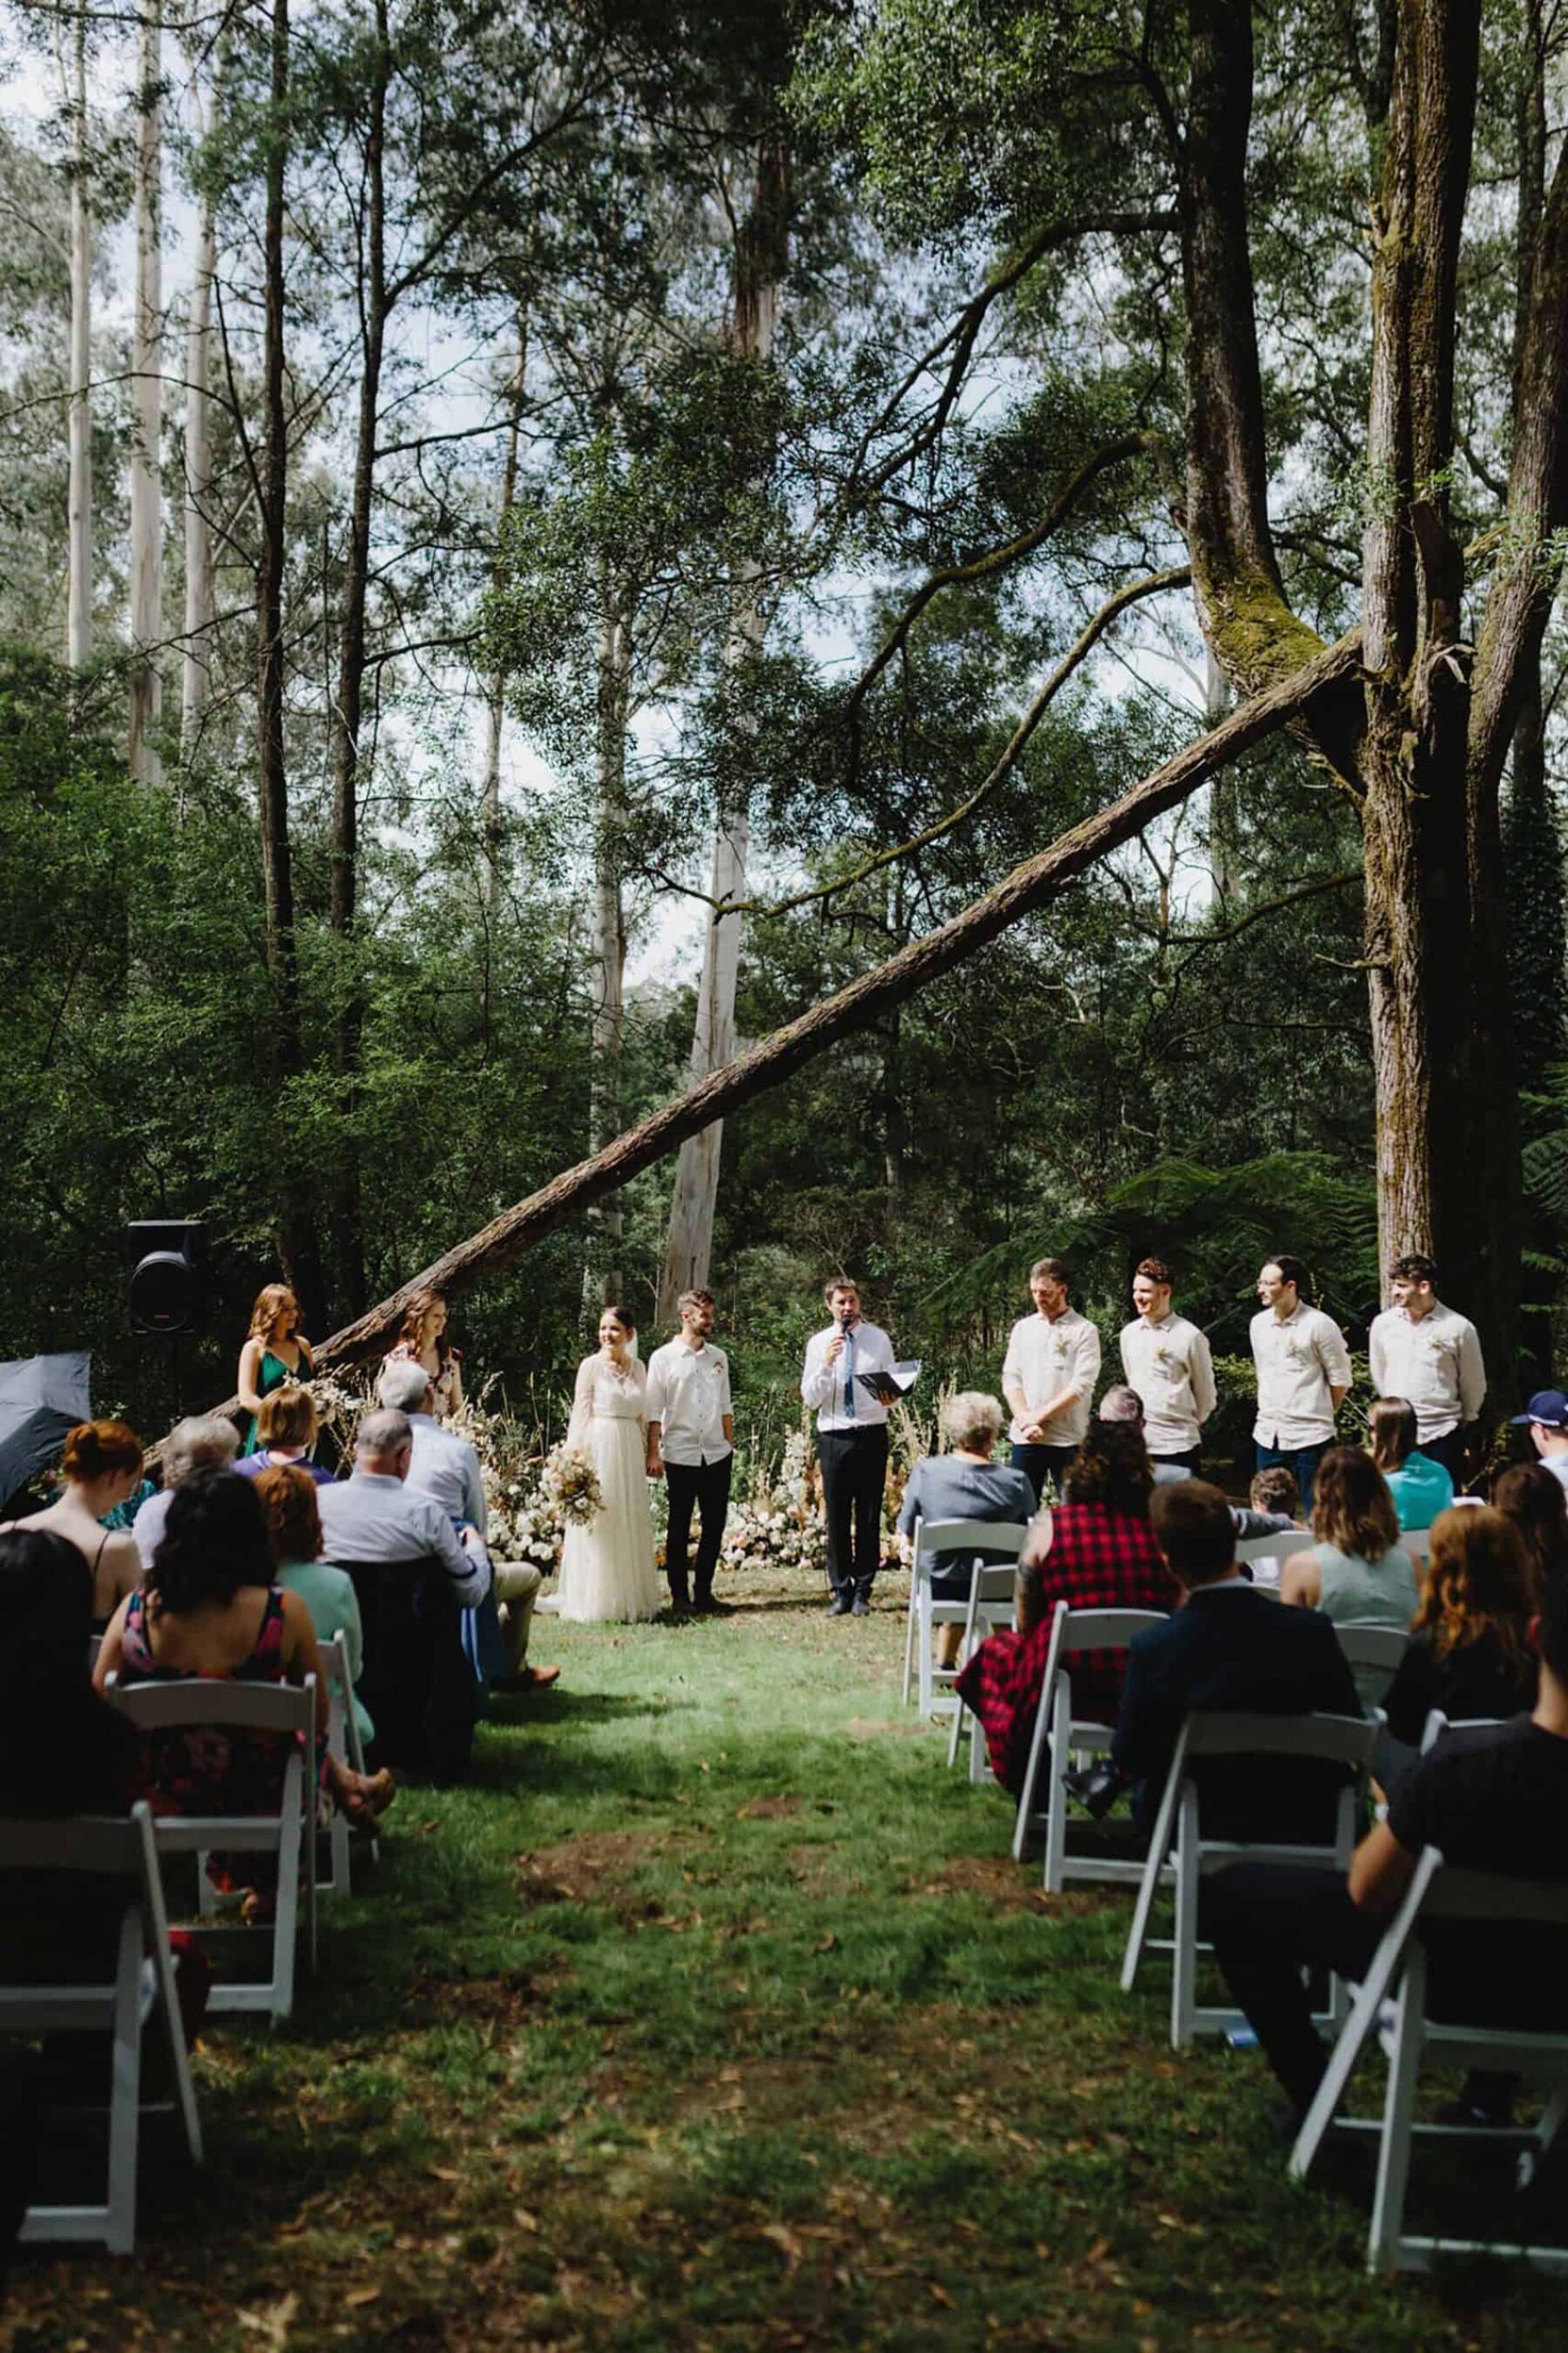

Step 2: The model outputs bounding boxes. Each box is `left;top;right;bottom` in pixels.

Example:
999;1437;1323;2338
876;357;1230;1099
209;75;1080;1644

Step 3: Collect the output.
801;1276;896;1617
645;1288;734;1616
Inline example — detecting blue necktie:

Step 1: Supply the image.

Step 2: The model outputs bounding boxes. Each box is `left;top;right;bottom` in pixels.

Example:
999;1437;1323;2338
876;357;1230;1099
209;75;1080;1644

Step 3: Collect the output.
842;1328;855;1416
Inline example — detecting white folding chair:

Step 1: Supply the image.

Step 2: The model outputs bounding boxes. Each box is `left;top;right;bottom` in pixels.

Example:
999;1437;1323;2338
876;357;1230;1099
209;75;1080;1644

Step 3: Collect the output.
0;1803;202;2253
901;1519;1027;1719
108;1676;317;2020
1419;1707;1504;1755
1333;1622;1410;1687
1010;1602;1171;1886
1234;1530;1316;1572
1120;1709;1381;2049
321;1633;378;1897
944;1563;1023;1775
1402;1525;1433;1564
1289;1848;1568;2272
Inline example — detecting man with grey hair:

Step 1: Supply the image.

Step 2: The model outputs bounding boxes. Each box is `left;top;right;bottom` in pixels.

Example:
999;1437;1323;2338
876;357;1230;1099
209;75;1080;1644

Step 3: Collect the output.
318;1408;491;1783
375;1359;557;1691
132;1413;241;1569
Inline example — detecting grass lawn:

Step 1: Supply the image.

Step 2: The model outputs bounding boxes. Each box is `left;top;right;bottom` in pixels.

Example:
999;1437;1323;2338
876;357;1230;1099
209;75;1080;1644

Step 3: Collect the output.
5;1572;1565;2350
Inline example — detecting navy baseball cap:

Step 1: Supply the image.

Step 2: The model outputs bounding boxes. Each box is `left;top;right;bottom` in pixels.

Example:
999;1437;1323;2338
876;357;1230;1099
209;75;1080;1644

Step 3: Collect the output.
1511;1389;1568;1429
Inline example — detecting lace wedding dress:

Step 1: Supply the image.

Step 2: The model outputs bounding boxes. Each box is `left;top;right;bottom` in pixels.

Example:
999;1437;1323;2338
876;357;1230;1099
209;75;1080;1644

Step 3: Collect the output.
554;1355;663;1623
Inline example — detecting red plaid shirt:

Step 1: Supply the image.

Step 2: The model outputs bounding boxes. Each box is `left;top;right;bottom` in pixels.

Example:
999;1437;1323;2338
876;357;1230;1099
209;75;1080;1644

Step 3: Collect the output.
956;1503;1179;1792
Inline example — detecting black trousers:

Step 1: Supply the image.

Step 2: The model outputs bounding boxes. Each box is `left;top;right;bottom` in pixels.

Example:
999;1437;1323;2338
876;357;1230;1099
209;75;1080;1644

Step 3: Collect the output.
1152;1445;1204;1474
664;1455;733;1604
1203;1862;1380;2114
1421;1425;1465;1479
1010;1439;1078;1504
818;1424;889;1599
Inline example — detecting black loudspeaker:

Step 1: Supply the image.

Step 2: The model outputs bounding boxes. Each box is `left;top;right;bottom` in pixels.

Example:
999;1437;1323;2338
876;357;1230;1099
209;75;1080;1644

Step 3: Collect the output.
126;1220;207;1335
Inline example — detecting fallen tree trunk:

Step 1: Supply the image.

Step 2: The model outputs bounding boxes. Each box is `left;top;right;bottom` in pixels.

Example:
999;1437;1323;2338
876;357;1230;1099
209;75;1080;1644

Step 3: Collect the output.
310;626;1362;1369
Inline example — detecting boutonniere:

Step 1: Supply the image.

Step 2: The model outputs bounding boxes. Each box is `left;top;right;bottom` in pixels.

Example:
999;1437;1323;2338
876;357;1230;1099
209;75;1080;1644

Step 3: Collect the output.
1152;1344;1174;1371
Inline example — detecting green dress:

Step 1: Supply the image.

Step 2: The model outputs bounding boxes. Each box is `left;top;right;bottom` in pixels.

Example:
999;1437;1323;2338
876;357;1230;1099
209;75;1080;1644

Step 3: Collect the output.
240;1344;312;1454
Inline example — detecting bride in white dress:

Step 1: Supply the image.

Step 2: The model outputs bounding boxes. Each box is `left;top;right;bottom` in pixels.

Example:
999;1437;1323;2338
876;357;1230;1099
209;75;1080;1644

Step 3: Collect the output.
554;1307;663;1624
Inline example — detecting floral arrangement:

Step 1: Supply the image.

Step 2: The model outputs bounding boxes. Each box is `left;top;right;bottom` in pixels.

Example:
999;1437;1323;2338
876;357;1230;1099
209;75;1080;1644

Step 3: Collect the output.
542;1444;604;1527
720;1499;828;1579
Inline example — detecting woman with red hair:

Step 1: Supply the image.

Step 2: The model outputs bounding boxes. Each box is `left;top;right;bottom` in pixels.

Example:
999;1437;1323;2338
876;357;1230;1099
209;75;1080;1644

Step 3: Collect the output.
237;1284;314;1455
6;1419;145;1624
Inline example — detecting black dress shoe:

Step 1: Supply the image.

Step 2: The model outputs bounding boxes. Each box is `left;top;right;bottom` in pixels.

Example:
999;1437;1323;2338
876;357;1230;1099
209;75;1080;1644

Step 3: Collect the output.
828;1594;854;1615
850;1593;871;1617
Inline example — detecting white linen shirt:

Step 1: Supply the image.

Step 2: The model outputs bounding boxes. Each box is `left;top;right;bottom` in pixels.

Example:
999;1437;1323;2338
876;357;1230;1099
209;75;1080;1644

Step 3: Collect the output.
801;1319;895;1431
318;1470;490;1606
645;1338;733;1466
1119;1312;1217;1457
1250;1302;1353;1449
1368;1301;1485;1445
406;1412;488;1533
1001;1309;1102;1446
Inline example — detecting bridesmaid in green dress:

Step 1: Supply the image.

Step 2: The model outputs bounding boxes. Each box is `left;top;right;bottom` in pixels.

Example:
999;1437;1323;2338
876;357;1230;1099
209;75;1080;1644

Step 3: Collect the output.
237;1283;315;1455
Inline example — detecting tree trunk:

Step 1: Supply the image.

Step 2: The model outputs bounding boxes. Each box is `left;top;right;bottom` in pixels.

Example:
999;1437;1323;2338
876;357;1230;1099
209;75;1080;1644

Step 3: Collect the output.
128;0;164;785
322;0;390;1322
580;569;631;1311
256;0;323;1327
301;632;1358;1368
656;137;789;1321
65;11;91;670
180;50;216;747
480;309;527;907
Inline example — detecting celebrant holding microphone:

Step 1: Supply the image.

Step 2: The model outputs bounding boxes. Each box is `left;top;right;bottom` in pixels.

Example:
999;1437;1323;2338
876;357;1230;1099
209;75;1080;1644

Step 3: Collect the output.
801;1275;909;1618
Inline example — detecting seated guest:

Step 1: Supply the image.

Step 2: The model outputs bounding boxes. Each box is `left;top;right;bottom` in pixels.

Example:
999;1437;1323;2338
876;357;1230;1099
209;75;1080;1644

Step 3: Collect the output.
956;1419;1179;1793
1509;1386;1568;1498
1206;1559;1568;2128
317;1410;490;1782
132;1414;240;1571
1281;1445;1418;1702
897;1391;1036;1673
1101;1389;1297;1544
1249;1464;1301;1520
8;1421;145;1626
1369;1395;1454;1531
1382;1505;1539;1752
1112;1481;1359;1844
96;1474;391;1876
1491;1459;1568;1597
254;1464;375;1755
0;1529;144;1816
376;1361;558;1693
234;1387;334;1485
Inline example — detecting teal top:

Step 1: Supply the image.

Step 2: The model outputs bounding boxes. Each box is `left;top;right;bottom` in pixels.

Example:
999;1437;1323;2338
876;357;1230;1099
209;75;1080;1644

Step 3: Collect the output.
1315;1542;1420;1707
240;1343;313;1454
1382;1451;1454;1531
274;1559;373;1743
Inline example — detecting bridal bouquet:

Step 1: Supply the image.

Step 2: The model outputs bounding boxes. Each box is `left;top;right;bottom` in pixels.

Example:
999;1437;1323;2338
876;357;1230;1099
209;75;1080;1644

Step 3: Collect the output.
543;1444;604;1526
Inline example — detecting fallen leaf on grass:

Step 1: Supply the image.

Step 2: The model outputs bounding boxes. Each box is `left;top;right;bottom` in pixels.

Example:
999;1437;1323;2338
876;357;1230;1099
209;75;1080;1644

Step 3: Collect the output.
344;2288;381;2309
814;1932;838;1953
929;2282;953;2306
513;2208;540;2232
429;2165;463;2182
759;2222;803;2269
236;2295;299;2350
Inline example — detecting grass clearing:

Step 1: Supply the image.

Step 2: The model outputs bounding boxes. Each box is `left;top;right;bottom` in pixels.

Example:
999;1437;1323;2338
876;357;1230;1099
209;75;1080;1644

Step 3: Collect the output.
4;1571;1565;2349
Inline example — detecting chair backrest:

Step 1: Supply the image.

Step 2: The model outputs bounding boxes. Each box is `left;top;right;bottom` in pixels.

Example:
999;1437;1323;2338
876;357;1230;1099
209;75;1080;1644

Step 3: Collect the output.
1402;1525;1433;1562
1055;1603;1171;1654
1332;1622;1409;1674
1181;1708;1382;1770
108;1674;315;1740
913;1518;1029;1569
1419;1707;1505;1755
0;1811;146;1876
1417;1851;1568;1924
1234;1530;1315;1565
971;1562;1022;1604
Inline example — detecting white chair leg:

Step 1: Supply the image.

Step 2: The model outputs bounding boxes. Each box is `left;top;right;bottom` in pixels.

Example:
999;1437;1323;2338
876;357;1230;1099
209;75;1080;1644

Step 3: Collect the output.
1043;1681;1070;1895
105;1905;145;2255
268;1752;303;2024
968;1702;988;1785
139;1812;203;2165
916;1584;934;1720
1170;1793;1200;2051
1012;1681;1053;1863
1368;1957;1425;2272
1121;1740;1186;1994
901;1576;917;1706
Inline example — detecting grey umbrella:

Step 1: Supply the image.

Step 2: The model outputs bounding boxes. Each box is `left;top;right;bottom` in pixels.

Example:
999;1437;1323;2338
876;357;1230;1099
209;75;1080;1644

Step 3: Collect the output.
0;1352;91;1508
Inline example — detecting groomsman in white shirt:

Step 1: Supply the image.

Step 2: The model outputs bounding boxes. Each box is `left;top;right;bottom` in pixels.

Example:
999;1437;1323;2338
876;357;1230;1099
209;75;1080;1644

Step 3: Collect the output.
1118;1256;1216;1470
645;1289;733;1617
1368;1253;1486;1480
1002;1255;1102;1501
801;1276;896;1617
1249;1254;1351;1513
